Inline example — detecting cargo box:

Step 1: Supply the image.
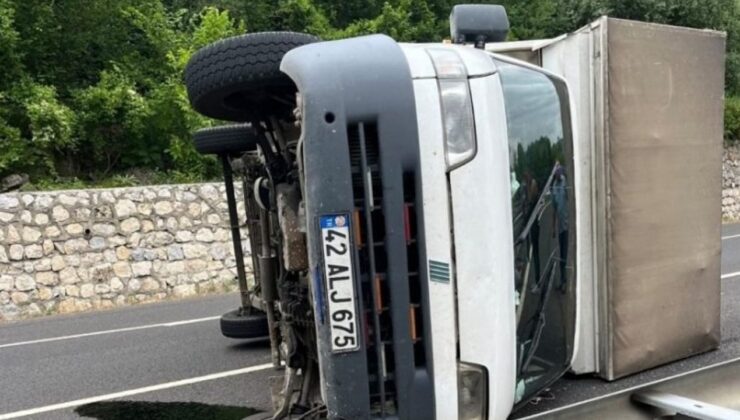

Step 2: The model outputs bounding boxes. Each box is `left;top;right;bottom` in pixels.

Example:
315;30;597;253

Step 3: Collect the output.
489;17;726;380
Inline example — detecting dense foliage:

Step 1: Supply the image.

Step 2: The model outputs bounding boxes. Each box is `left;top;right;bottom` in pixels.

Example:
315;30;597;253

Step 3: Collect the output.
0;0;738;188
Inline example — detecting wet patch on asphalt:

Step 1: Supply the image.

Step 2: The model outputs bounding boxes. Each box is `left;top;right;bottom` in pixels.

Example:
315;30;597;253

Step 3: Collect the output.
75;401;260;419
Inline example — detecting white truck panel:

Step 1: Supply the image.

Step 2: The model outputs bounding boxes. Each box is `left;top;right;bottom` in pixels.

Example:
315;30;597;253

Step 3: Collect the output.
452;73;516;420
413;78;459;420
401;44;437;78
541;28;601;375
402;43;497;78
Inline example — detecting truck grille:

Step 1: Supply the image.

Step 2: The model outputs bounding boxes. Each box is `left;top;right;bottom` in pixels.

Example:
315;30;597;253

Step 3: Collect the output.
348;122;426;417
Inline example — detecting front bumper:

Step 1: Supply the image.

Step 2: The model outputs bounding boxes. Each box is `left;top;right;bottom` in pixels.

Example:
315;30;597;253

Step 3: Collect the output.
282;35;435;419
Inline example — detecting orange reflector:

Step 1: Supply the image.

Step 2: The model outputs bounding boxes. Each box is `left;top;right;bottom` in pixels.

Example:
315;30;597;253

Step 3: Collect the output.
374;275;383;312
353;210;363;247
409;306;418;341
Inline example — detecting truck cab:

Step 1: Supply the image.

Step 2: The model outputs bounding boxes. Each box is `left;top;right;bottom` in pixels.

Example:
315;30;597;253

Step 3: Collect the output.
278;10;576;418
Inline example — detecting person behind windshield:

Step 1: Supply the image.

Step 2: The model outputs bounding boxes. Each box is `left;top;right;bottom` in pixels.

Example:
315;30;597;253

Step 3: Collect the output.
551;163;569;292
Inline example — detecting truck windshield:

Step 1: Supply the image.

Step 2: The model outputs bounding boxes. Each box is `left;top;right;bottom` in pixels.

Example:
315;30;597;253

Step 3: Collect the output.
493;58;576;405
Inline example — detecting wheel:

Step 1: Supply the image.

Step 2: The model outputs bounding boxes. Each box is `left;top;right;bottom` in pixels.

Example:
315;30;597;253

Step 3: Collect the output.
192;124;259;155
184;31;319;122
220;309;269;339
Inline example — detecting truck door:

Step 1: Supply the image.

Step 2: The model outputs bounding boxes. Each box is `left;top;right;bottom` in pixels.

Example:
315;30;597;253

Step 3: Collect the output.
492;57;577;406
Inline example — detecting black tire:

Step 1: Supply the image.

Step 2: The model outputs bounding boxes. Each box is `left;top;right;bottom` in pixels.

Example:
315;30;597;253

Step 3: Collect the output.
220;309;269;339
185;32;319;122
192;124;259;155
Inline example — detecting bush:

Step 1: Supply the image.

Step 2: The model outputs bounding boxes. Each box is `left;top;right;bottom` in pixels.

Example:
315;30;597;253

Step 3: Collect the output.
727;96;740;144
73;69;151;176
0;115;24;173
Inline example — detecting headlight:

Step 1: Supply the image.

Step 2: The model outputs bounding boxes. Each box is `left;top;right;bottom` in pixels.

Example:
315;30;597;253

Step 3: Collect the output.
439;80;476;169
458;362;487;420
427;48;477;171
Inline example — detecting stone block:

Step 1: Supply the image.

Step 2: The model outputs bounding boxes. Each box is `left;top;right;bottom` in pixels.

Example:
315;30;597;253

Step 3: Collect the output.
0;275;12;291
38;287;53;301
15;275;36;291
183;243;208;259
128;278;141;292
65;285;80;297
0;195;20;210
167;245;184;261
173;284;196;298
113;262;132;278
11;292;29;305
9;244;24;261
110;278;124;292
52;206;70;222
115;199;137;218
36;271;58;286
92;224;116;237
154;201;173;216
34;213;50;226
132;261;152;277
22;227;42;244
32;195;53;210
64;239;88;254
59;267;80;285
7;225;20;243
116;246;131;261
44;226;61;238
20;210;32;224
120;218;141;234
140;278;160;292
25;244;43;259
195;228;214;243
80;284;95;298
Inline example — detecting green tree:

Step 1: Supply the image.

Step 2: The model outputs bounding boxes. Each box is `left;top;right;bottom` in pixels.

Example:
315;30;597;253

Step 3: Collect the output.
73;69;150;178
0;0;22;91
0;0;738;184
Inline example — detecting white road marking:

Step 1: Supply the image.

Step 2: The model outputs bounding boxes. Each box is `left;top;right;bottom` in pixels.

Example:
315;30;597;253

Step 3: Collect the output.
0;363;273;420
722;234;740;240
0;316;220;349
722;271;740;280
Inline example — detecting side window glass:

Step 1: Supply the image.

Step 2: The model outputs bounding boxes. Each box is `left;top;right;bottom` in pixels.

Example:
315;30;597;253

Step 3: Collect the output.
494;58;576;404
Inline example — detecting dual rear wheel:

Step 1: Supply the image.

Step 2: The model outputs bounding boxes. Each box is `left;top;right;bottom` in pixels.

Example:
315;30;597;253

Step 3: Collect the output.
185;32;316;340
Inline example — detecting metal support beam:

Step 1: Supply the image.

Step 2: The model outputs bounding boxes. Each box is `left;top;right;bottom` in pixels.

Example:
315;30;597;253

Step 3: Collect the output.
221;154;251;311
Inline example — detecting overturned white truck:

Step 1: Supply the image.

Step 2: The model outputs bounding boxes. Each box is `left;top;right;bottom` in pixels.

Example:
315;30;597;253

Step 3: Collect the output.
184;5;728;419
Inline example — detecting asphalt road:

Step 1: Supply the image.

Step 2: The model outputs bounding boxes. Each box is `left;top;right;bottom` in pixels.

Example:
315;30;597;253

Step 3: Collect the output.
0;224;739;420
0;294;274;420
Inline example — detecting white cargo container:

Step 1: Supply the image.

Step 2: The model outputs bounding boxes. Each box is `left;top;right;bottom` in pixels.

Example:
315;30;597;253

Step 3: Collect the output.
489;17;726;380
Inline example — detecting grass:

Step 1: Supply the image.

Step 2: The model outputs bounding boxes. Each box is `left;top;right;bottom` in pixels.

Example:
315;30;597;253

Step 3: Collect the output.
18;169;220;192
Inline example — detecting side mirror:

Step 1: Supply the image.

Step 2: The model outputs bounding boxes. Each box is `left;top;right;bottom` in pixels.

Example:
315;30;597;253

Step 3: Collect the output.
450;4;509;49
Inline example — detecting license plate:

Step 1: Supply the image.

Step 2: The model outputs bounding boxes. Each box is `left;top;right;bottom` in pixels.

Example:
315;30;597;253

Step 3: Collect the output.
320;214;360;353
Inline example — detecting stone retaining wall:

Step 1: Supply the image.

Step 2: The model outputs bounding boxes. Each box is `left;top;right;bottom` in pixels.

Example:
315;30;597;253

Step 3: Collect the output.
724;145;740;221
0;183;249;321
1;144;738;321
